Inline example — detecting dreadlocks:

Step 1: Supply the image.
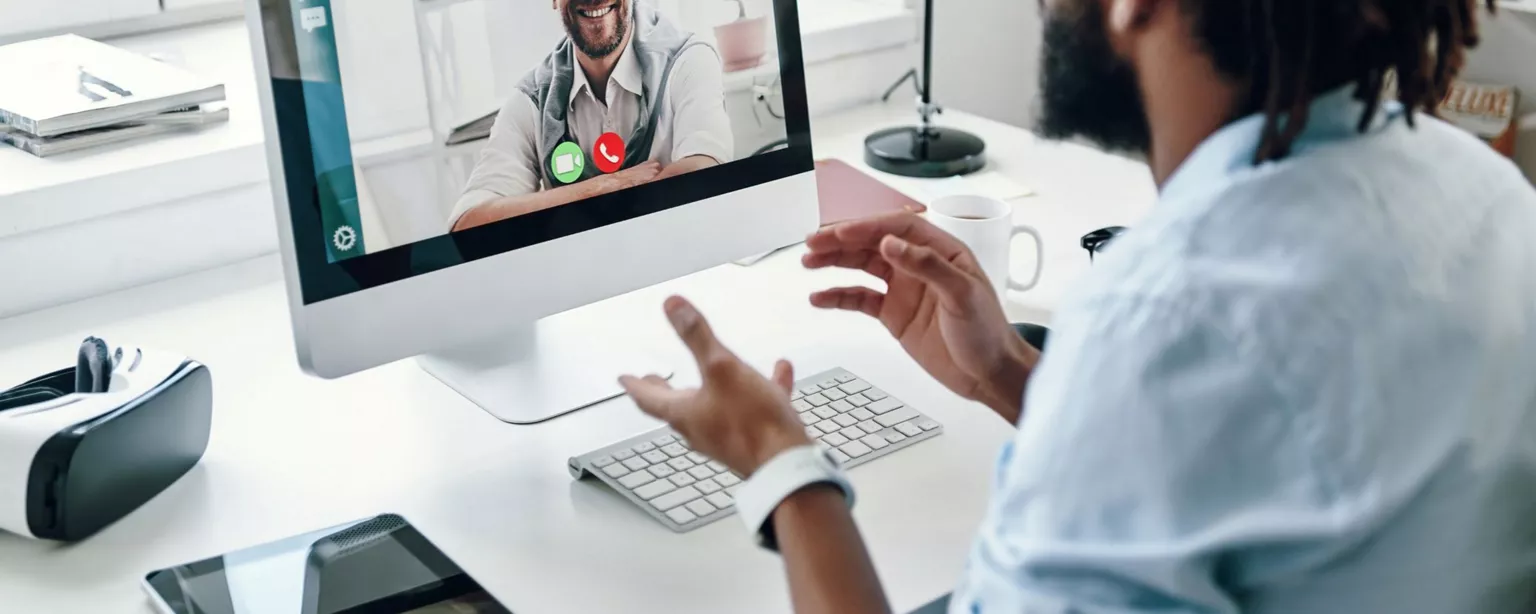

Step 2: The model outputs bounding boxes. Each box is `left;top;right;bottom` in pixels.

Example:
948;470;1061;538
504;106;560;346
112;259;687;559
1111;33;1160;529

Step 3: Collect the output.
1186;0;1497;163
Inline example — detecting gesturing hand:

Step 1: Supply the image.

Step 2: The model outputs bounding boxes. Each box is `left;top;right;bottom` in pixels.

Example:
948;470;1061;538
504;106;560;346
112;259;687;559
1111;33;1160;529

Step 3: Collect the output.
803;213;1037;423
619;297;812;477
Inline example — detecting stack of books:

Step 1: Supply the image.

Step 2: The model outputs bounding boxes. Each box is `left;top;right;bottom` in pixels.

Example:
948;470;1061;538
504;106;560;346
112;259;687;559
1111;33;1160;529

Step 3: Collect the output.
0;35;228;158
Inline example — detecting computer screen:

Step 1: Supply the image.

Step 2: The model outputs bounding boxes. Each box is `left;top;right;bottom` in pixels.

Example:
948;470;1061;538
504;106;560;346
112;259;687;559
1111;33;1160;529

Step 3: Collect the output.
259;0;812;304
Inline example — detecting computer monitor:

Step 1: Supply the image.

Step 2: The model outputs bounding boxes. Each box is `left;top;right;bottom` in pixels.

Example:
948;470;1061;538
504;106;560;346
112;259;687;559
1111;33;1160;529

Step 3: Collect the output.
247;0;818;423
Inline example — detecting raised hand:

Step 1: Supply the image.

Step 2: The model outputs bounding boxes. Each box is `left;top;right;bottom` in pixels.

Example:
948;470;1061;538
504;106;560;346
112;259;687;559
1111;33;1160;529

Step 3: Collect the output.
620;297;811;477
803;213;1037;422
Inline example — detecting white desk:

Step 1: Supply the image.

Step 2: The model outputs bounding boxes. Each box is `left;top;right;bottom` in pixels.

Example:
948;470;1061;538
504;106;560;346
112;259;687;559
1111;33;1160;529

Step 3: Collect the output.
0;101;1155;614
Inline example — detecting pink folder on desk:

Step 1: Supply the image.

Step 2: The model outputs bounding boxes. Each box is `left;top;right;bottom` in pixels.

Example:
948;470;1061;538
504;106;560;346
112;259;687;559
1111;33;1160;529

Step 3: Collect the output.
816;159;926;225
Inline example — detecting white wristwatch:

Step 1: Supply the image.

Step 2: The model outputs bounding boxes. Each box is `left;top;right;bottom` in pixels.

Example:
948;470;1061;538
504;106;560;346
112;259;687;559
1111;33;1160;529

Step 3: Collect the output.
735;444;855;551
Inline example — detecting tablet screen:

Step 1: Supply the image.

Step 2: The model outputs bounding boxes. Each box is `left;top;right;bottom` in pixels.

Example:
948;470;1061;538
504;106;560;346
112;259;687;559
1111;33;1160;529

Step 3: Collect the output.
143;514;510;614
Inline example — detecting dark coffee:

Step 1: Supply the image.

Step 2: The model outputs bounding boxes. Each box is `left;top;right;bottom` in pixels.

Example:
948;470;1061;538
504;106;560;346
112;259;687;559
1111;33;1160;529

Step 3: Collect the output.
951;215;993;220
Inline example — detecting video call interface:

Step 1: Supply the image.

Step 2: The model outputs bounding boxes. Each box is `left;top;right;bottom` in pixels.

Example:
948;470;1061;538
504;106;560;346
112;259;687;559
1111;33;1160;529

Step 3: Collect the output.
287;0;792;262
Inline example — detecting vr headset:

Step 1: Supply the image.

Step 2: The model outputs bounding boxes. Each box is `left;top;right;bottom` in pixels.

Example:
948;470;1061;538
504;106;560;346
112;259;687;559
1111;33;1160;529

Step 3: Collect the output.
0;337;212;541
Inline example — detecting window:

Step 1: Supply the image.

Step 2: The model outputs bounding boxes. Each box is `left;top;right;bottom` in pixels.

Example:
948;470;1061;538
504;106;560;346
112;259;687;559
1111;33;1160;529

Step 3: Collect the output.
0;0;242;44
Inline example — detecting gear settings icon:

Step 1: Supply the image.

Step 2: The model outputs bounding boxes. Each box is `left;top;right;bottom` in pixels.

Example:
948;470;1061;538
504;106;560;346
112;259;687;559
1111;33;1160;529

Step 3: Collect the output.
333;225;358;252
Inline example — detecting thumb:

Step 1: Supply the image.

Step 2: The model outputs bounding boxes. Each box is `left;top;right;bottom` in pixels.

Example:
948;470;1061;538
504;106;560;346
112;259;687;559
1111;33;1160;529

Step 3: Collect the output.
880;236;977;311
619;374;688;422
772;360;795;394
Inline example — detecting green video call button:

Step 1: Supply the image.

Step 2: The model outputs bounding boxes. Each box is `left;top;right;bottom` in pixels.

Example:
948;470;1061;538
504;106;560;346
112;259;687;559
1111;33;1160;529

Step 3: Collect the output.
550;141;585;184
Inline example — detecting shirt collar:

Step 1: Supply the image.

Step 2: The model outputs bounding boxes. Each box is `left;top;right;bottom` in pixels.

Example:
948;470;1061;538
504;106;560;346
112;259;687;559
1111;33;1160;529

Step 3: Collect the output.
567;35;643;108
1159;85;1406;204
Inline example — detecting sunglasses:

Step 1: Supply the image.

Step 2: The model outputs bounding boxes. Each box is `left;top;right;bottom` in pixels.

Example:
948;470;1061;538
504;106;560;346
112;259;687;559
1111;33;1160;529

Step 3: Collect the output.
1081;226;1127;262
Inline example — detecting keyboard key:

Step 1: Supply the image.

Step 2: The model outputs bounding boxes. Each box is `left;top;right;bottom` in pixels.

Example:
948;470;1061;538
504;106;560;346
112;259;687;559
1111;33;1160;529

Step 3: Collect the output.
814;421;841;435
662;443;688;457
666;507;698;525
668;457;695;471
798;386;822;397
792;389;803;400
619;471;655;489
593;456;615;468
688;465;715;480
858;421;883;434
634;442;657;454
622;457;650;472
715;473;741;487
686;499;717;516
829;449;851;464
839;426;865;441
836;373;857;383
696;478;722;494
602;464;630;478
846;394;871;407
614;449;636;460
833;414;856;427
822;432;850;447
865;389;889;401
886;432;907;444
670;473;696;487
634;479;677;500
651;486;704;511
806;426;821;439
805;393;831;406
868;398;903;414
705;492;734;509
707;461;727;473
652;434;676;446
818;378;841;389
686;452;707;464
918;419;940;431
876;407;920;428
896;421;924;437
860;434;890;450
850;408;874;421
642;451;669;464
650;464;677;478
792;399;813;412
813;407;837;420
839;380;872;395
829;400;854;413
839;441;873;458
799;412;818;425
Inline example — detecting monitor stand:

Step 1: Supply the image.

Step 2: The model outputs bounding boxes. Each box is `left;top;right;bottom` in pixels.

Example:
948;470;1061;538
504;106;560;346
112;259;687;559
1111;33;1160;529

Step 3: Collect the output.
416;309;673;425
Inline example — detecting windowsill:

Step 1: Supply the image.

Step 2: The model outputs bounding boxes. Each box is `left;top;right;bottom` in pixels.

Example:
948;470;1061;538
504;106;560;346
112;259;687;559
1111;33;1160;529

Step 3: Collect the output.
0;1;914;240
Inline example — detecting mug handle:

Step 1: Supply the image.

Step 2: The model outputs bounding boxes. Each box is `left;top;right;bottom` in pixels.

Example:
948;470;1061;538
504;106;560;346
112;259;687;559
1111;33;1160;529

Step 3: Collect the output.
1008;224;1044;292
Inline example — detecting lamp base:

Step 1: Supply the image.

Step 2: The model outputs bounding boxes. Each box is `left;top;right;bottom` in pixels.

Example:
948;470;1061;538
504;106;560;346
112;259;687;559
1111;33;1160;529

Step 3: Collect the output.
864;125;987;178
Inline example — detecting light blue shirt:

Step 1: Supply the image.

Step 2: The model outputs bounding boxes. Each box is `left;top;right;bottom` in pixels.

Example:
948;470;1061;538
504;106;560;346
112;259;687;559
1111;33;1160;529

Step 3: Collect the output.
953;88;1536;613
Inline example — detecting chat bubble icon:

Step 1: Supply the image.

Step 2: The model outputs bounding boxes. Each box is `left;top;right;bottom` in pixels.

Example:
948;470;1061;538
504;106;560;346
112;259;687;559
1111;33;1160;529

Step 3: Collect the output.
300;6;328;33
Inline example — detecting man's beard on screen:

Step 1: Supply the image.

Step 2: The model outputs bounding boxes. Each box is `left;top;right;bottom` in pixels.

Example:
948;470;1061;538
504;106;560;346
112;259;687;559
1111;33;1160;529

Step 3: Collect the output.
1035;0;1152;155
564;0;630;59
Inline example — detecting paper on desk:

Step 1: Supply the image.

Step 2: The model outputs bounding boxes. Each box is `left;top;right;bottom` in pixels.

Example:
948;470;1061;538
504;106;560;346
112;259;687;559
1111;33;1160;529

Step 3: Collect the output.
917;170;1037;203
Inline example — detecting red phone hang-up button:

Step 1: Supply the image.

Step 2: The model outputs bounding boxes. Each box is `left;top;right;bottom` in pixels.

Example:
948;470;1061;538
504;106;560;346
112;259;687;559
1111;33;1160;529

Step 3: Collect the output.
593;132;626;174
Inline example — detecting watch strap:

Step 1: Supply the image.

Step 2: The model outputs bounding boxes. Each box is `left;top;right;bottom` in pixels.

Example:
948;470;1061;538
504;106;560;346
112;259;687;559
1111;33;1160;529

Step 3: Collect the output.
735;445;854;551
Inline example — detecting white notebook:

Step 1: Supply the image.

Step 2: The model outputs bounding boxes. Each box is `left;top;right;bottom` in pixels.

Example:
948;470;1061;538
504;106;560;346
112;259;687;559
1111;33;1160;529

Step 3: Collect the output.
0;35;225;138
0;104;230;158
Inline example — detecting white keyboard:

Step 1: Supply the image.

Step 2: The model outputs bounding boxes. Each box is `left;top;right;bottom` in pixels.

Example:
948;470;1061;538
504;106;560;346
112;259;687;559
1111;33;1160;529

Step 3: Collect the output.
569;368;943;532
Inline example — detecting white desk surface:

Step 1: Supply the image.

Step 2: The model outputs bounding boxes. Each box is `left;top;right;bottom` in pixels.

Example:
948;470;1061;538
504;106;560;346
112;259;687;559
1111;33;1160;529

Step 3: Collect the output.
0;100;1156;614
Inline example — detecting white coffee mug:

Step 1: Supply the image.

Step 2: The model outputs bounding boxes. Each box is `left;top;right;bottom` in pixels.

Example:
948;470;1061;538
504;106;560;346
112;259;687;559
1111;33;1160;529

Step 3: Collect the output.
927;194;1044;294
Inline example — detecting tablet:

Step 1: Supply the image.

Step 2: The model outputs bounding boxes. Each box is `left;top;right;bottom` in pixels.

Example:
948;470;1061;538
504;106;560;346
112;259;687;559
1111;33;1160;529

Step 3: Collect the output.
142;514;510;614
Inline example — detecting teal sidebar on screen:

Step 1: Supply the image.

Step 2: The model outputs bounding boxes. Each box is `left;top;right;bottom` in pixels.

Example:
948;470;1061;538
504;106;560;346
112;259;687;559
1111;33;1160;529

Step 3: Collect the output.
293;0;366;262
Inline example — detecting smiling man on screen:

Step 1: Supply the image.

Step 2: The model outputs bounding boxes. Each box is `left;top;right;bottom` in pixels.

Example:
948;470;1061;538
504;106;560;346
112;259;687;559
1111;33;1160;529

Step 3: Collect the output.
617;0;1536;612
449;0;733;231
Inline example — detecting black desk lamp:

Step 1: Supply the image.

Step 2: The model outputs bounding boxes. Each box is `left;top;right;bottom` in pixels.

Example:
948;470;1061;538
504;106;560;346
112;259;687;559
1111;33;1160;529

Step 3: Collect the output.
864;0;987;178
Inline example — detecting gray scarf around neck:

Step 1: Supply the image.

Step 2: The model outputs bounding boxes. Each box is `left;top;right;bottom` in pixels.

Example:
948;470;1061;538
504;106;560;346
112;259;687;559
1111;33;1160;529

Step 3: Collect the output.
516;1;713;186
